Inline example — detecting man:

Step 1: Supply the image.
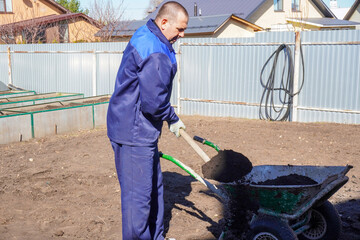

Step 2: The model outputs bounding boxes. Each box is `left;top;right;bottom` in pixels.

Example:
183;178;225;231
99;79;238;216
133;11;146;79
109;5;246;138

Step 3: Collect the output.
107;2;189;239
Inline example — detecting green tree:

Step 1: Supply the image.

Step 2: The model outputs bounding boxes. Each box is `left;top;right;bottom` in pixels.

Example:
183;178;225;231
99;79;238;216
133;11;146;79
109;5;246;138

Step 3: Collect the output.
56;0;89;14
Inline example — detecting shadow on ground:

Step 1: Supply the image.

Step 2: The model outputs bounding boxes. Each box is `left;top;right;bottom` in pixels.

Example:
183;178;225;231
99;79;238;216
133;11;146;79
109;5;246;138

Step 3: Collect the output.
335;199;360;240
163;171;223;239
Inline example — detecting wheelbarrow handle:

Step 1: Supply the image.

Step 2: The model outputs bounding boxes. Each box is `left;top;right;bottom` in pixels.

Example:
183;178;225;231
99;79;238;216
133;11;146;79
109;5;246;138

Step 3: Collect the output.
193;136;205;143
180;129;211;163
159;152;227;200
193;136;221;152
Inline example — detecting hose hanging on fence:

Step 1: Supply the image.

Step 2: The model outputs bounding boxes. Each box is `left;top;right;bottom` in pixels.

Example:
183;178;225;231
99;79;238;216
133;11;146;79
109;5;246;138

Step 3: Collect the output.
259;43;304;121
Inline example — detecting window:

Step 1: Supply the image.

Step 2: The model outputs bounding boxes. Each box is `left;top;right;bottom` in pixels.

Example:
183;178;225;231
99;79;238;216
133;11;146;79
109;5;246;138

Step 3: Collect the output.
292;0;300;11
274;0;283;11
0;0;12;12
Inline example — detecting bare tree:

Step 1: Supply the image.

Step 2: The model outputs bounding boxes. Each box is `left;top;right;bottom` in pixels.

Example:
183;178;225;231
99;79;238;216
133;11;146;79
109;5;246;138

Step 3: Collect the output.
0;23;17;44
88;0;126;42
0;15;49;44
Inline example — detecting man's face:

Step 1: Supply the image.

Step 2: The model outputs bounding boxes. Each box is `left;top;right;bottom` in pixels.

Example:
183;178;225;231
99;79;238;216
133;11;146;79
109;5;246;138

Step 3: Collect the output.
161;12;188;44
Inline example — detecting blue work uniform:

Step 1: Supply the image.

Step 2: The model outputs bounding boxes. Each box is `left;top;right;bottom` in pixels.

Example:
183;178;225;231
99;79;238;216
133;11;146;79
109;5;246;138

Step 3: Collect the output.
107;19;179;240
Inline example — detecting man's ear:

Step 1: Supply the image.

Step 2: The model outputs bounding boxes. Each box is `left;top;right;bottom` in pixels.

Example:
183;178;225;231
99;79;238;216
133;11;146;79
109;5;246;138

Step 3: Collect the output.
160;18;168;30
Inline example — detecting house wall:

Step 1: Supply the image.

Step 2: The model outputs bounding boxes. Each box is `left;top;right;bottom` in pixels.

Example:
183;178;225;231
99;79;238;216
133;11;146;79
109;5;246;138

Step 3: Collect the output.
214;19;256;38
0;0;64;24
68;18;100;42
249;0;323;30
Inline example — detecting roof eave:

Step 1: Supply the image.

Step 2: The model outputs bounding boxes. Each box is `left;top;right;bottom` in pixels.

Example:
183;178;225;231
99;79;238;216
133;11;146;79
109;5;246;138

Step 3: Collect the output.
344;0;360;20
310;0;337;18
0;13;102;32
42;0;71;14
286;18;359;28
231;15;263;31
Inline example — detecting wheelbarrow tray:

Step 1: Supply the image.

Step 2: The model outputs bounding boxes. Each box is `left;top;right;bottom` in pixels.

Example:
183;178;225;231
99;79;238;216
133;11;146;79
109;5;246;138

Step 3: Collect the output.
226;165;352;220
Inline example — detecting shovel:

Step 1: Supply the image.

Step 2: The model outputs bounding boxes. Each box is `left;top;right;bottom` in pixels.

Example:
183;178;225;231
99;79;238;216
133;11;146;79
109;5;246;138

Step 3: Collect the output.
179;129;210;163
179;129;252;183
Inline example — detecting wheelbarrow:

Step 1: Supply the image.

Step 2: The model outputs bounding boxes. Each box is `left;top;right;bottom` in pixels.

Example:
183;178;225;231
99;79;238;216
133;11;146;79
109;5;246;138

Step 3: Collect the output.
160;132;353;240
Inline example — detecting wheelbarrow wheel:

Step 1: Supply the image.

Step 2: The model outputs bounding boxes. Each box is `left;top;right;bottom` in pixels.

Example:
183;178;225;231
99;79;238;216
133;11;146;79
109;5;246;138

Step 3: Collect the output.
299;200;341;240
247;216;298;240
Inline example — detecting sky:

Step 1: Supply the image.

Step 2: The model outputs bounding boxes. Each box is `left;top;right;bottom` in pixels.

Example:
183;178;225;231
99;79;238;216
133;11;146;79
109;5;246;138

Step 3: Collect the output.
78;0;355;20
323;0;355;8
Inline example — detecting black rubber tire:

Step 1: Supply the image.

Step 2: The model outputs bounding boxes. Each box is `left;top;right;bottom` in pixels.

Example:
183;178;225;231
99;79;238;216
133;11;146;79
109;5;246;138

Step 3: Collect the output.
247;216;298;240
299;200;341;240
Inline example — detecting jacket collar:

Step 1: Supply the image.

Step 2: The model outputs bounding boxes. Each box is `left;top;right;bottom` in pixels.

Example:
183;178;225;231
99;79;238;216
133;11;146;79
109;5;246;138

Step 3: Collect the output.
147;19;175;53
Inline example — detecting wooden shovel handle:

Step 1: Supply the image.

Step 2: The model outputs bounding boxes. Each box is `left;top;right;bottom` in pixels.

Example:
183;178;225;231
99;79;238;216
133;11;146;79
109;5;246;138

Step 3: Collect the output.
180;129;210;163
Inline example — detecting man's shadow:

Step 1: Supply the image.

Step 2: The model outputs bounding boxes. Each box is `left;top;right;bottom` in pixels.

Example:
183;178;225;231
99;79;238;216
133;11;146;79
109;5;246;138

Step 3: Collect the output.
162;171;223;238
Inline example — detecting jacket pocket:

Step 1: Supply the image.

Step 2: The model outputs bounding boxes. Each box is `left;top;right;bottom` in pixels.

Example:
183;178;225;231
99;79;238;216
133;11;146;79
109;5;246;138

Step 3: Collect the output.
134;102;161;144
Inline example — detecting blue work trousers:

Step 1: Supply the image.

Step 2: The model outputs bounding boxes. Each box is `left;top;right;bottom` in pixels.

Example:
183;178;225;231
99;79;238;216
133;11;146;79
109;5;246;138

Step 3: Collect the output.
111;141;165;240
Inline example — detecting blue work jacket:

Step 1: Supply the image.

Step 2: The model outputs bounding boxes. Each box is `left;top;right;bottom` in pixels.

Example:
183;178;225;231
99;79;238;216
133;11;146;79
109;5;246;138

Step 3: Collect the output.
107;19;179;146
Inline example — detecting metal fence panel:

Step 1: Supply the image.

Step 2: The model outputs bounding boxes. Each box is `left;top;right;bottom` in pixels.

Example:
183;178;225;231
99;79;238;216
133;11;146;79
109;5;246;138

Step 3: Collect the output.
1;29;359;124
0;46;9;86
297;30;360;123
1;42;127;97
177;33;295;119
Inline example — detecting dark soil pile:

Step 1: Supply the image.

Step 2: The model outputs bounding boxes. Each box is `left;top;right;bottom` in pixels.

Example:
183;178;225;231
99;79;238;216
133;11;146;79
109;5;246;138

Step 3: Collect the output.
222;184;259;239
201;149;256;238
201;149;253;183
254;174;318;186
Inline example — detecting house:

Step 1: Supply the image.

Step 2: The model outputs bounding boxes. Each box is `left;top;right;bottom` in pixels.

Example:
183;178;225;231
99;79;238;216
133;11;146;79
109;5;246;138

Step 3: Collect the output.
287;0;360;30
146;0;339;31
97;0;360;41
0;0;101;43
96;14;263;41
148;0;360;31
183;14;263;38
344;0;360;26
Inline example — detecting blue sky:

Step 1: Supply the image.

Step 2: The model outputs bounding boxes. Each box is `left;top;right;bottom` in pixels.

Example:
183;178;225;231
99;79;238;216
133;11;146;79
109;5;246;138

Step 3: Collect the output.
78;0;355;20
323;0;354;8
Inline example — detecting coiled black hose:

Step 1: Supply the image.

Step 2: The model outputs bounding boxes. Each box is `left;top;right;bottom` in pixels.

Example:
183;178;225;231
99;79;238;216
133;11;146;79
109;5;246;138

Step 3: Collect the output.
259;43;304;121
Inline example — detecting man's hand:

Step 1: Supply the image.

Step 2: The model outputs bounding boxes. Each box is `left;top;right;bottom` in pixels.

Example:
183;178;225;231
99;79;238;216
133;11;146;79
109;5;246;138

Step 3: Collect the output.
169;119;186;137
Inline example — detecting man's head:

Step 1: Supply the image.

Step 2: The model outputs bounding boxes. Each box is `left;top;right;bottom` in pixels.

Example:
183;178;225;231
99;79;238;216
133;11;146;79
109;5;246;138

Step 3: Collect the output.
155;1;189;44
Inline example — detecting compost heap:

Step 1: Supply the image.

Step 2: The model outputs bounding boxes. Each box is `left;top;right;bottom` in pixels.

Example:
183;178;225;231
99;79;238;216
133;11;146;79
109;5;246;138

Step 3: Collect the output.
201;149;257;239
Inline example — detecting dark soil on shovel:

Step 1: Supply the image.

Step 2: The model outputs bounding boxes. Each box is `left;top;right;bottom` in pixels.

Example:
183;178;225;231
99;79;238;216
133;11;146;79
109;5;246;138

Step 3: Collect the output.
201;149;253;183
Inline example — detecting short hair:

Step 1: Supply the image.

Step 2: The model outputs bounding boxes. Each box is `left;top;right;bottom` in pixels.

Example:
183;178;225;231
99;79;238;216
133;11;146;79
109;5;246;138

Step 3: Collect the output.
155;1;189;23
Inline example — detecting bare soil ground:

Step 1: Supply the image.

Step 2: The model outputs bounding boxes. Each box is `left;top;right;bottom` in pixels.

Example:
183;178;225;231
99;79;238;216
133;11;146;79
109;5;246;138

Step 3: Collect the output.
1;115;359;240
